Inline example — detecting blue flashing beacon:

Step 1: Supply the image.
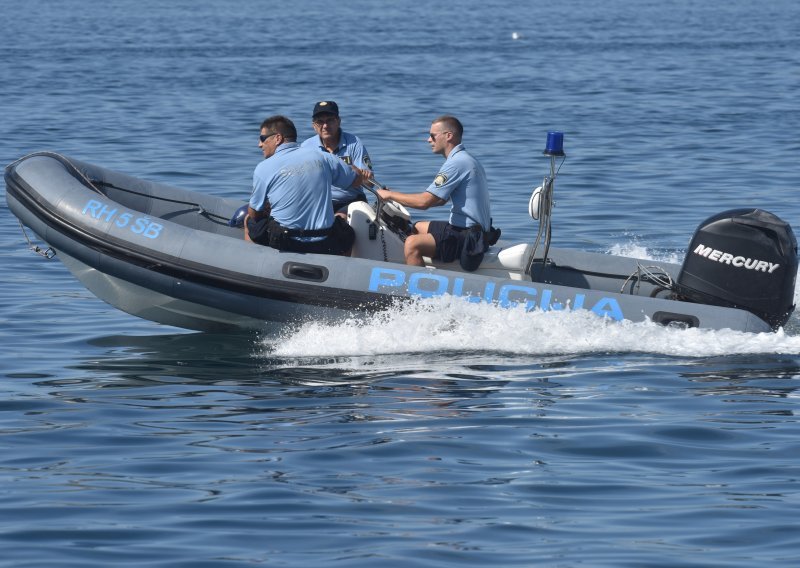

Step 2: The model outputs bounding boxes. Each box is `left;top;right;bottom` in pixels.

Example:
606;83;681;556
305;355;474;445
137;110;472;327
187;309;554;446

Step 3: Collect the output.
543;131;565;157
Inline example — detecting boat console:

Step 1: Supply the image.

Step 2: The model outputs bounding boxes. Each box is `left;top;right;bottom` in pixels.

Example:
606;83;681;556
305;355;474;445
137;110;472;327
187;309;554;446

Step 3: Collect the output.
347;200;407;264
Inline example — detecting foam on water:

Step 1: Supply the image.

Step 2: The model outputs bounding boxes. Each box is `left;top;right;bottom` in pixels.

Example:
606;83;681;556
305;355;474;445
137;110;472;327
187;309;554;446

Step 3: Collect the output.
606;241;682;264
264;295;800;360
265;242;800;360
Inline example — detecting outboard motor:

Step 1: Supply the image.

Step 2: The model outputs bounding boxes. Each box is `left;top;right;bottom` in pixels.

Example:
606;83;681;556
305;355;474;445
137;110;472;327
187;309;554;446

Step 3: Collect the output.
676;208;798;329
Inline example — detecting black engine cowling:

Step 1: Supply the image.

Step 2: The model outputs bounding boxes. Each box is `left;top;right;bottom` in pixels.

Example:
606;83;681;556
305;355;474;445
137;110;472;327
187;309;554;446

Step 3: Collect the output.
676;208;798;329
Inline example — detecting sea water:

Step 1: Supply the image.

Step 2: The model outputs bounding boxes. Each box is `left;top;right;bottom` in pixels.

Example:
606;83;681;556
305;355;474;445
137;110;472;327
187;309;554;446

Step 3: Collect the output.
2;0;800;566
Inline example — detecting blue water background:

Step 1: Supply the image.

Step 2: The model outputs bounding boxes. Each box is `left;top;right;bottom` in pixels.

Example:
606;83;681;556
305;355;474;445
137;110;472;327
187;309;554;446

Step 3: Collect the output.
2;0;800;566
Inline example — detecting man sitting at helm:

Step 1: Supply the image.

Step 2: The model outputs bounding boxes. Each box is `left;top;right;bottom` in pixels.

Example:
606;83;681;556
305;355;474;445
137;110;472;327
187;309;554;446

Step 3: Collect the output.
377;115;492;267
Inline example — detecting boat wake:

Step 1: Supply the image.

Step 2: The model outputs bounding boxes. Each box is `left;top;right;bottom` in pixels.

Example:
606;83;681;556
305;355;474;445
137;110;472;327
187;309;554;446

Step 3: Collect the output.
261;244;800;361
261;294;800;360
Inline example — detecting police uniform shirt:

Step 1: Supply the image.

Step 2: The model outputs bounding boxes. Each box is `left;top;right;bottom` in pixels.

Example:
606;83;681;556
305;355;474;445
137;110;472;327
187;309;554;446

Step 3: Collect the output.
250;142;357;237
425;144;492;229
301;130;372;203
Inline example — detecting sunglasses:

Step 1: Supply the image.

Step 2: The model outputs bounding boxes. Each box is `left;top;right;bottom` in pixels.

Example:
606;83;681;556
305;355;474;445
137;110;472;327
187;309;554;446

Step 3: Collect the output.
313;117;338;126
259;132;279;143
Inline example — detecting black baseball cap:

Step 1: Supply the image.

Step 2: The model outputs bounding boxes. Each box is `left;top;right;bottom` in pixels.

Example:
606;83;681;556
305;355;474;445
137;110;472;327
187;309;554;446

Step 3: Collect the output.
312;100;339;118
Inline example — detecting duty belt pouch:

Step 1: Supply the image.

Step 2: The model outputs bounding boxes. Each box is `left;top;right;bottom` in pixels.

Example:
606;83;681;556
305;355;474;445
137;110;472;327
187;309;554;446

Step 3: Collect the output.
458;217;501;272
246;217;291;249
267;218;289;250
486;225;501;246
246;217;272;246
331;216;356;253
460;225;487;271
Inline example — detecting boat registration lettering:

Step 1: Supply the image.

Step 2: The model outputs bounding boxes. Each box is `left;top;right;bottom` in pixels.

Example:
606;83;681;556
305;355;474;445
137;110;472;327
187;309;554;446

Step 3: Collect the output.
82;199;163;239
368;267;624;320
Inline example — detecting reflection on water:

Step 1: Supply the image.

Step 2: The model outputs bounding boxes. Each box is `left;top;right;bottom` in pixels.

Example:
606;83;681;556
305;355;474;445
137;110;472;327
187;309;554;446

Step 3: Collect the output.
33;331;797;425
680;356;800;416
3;330;799;568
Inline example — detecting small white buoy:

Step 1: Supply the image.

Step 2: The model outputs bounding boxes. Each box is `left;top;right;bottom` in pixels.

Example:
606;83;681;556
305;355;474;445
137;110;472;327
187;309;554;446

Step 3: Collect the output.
511;31;521;40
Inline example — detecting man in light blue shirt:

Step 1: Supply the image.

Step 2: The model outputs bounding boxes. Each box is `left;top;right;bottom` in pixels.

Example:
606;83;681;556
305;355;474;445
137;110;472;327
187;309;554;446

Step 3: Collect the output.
245;115;369;255
301;100;373;215
377;115;492;266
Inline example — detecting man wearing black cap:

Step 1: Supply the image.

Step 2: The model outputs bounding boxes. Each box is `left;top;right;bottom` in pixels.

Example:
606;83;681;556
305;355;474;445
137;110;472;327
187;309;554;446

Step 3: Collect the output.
301;101;374;215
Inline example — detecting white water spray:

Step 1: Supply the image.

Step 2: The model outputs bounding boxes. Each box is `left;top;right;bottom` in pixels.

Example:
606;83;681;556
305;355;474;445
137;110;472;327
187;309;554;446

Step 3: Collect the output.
263;243;800;360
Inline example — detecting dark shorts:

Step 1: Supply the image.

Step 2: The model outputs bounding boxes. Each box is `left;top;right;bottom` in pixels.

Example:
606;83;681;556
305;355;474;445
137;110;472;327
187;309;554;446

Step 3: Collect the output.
247;216;355;256
332;193;368;214
426;220;468;263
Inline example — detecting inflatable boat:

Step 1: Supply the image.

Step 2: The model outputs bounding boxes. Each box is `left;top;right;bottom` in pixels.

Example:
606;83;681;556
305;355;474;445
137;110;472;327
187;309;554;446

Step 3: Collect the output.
5;135;798;333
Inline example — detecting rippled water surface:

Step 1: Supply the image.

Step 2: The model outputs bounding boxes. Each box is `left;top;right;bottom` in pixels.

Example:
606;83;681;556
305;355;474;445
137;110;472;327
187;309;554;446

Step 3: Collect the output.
2;0;800;566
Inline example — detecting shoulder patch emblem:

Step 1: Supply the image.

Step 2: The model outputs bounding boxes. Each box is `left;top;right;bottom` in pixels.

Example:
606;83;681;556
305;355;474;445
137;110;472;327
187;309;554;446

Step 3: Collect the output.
363;155;373;170
433;173;448;187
